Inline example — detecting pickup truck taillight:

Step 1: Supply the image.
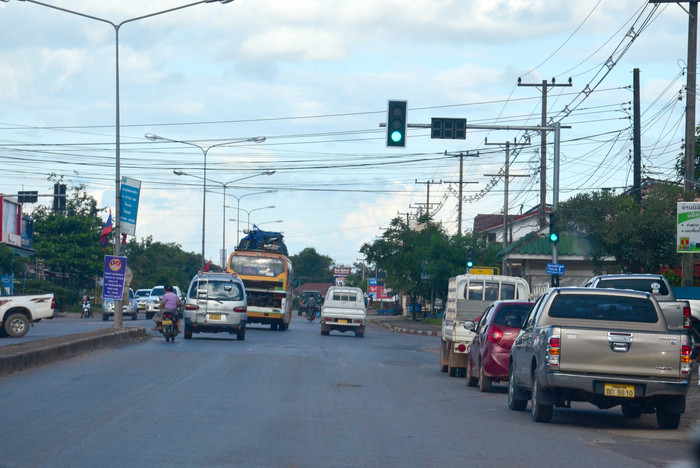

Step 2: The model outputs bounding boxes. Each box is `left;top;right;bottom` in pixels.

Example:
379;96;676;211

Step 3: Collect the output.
683;305;691;329
487;327;504;344
546;335;560;368
681;342;692;375
51;296;56;309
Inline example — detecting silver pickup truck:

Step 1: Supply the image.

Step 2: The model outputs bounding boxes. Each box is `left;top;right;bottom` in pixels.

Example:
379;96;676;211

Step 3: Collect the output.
585;274;691;332
508;287;692;429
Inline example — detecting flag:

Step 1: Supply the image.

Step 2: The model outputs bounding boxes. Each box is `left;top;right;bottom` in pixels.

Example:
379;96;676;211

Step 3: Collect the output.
100;212;113;249
203;259;212;272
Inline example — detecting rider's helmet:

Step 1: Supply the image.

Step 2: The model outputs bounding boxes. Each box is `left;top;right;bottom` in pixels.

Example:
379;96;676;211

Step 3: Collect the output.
164;285;174;292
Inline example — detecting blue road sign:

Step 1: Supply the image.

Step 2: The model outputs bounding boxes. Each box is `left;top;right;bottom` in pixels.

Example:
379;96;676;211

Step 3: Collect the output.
546;263;565;275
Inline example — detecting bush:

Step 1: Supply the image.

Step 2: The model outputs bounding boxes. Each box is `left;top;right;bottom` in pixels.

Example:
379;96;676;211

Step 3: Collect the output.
17;279;75;311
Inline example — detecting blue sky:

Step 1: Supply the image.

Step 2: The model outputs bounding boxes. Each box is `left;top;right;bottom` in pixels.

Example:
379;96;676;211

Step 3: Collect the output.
0;0;692;267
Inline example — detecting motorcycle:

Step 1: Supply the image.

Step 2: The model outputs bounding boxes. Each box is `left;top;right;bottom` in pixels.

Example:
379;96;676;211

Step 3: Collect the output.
161;310;179;342
81;299;92;318
305;304;317;322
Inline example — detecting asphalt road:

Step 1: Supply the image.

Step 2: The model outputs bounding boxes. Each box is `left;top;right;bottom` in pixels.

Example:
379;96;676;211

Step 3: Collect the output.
0;316;697;467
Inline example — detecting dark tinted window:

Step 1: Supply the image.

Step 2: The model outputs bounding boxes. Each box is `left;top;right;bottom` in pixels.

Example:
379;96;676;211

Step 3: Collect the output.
501;283;516;299
548;294;658;323
596;278;669;295
492;303;533;328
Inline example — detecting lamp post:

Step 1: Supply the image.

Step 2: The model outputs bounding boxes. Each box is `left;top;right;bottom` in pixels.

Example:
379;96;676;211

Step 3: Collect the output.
225;190;278;245
147;133;265;269
239;205;276;232
8;0;236;328
173;169;274;267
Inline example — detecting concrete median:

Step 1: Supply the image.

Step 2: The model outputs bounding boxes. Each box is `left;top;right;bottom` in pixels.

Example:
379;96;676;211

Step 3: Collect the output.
0;327;147;377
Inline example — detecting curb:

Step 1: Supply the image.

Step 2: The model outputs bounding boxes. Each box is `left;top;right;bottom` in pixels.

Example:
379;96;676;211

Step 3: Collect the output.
0;327;147;377
372;320;441;337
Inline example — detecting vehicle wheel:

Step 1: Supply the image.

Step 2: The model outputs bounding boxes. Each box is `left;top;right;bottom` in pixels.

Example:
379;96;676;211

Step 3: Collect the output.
508;367;528;411
184;326;192;340
466;358;478;387
146;312;154;320
440;343;448;373
531;379;553;423
621;403;642;419
656;410;681;429
237;327;246;341
280;322;289;331
271;323;278;331
4;313;30;338
355;331;364;337
321;330;329;336
103;314;109;321
131;313;138;321
447;348;457;377
478;362;493;393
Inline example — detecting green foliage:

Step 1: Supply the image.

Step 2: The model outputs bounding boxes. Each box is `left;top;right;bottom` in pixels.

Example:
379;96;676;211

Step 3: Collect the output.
289;247;334;284
20;279;73;309
557;183;683;273
122;236;201;291
0;244;26;277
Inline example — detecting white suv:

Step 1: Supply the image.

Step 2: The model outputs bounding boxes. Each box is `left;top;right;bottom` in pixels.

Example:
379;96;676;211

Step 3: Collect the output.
145;285;183;319
184;273;247;340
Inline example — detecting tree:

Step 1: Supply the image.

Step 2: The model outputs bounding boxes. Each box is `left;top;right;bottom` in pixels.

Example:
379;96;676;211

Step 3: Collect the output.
0;244;27;291
31;184;105;290
121;236;200;291
289;247;333;284
557;183;682;273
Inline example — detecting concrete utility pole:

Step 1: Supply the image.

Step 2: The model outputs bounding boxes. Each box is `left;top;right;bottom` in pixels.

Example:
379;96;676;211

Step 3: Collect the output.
517;77;572;228
484;138;530;275
414;179;443;218
443;151;478;236
633;68;642;204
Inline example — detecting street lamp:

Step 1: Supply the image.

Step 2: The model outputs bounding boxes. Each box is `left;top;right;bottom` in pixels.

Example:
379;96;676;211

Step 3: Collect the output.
225;190;278;245
239;205;276;232
147;133;266;269
8;0;236;328
173;169;274;267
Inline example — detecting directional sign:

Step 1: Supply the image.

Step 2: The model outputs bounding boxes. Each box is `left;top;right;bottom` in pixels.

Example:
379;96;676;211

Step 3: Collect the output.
546;263;565;276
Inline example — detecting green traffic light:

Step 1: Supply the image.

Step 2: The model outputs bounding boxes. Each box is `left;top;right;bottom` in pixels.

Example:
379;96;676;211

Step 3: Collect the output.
549;233;559;243
391;130;403;143
467;261;474;268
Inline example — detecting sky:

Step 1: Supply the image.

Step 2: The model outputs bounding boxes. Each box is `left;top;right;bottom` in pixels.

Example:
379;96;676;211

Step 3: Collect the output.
0;0;693;269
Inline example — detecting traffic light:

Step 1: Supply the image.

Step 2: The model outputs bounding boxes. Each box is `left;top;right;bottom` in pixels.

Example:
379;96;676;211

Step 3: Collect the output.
466;246;474;269
548;212;559;244
431;117;466;139
18;191;38;204
386;100;407;147
53;183;66;211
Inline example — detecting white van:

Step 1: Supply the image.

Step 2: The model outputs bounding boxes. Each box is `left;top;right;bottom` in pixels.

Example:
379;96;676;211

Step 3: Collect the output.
320;286;367;337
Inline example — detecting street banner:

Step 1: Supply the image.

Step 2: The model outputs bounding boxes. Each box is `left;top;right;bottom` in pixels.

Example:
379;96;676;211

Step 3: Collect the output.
677;202;700;253
120;177;141;236
103;255;127;300
333;267;351;277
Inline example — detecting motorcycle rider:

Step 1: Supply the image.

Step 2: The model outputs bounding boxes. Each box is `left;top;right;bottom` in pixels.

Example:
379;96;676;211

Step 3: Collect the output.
153;285;181;332
81;293;91;318
305;295;317;320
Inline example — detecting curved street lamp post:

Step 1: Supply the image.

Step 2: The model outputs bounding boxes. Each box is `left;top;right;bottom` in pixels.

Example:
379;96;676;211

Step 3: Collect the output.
7;0;236;328
146;133;265;269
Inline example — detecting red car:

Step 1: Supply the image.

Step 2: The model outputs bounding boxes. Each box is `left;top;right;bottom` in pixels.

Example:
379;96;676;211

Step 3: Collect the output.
466;300;534;392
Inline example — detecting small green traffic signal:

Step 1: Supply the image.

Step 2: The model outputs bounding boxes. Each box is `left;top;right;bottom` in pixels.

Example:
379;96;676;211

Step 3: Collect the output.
548;232;559;243
548;212;559;244
387;100;407;147
466;246;474;269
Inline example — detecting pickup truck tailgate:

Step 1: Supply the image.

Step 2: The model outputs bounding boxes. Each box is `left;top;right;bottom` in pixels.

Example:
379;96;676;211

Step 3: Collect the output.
558;328;682;378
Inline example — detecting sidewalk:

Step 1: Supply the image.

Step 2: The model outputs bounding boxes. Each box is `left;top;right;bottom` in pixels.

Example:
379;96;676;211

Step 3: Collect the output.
368;312;441;337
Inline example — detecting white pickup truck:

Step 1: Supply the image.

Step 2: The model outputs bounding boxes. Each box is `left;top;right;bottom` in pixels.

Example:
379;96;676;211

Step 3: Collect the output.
320;286;366;337
0;293;56;338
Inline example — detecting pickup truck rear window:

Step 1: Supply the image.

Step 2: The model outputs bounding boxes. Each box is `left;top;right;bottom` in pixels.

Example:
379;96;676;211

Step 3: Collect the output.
595;278;669;295
548;294;659;323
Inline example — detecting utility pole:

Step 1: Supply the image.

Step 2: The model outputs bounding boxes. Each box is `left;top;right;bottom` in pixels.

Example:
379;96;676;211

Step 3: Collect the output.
397;211;411;226
633;68;642;204
443;151;478;236
484;138;529;275
415;179;443;218
518;77;572;228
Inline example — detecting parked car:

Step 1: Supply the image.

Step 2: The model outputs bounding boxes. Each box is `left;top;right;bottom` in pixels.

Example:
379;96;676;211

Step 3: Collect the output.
102;288;137;321
298;290;323;316
465;300;534;392
183;272;247;340
145;285;183;320
134;288;151;314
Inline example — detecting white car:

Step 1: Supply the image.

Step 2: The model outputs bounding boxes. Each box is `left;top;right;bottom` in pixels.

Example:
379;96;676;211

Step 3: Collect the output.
102;288;137;321
145;285;183;319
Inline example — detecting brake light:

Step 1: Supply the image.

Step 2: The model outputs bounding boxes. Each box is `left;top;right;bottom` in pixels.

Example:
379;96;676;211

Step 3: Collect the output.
233;306;247;313
487;327;504;343
681;342;692;375
51;296;56;309
546;335;560;367
683;305;691;329
185;304;198;311
163;312;172;319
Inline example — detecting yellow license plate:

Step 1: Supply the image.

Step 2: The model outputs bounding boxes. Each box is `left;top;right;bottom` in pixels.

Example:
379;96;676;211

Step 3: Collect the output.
208;314;222;320
604;383;635;398
162;320;172;326
338;319;348;324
